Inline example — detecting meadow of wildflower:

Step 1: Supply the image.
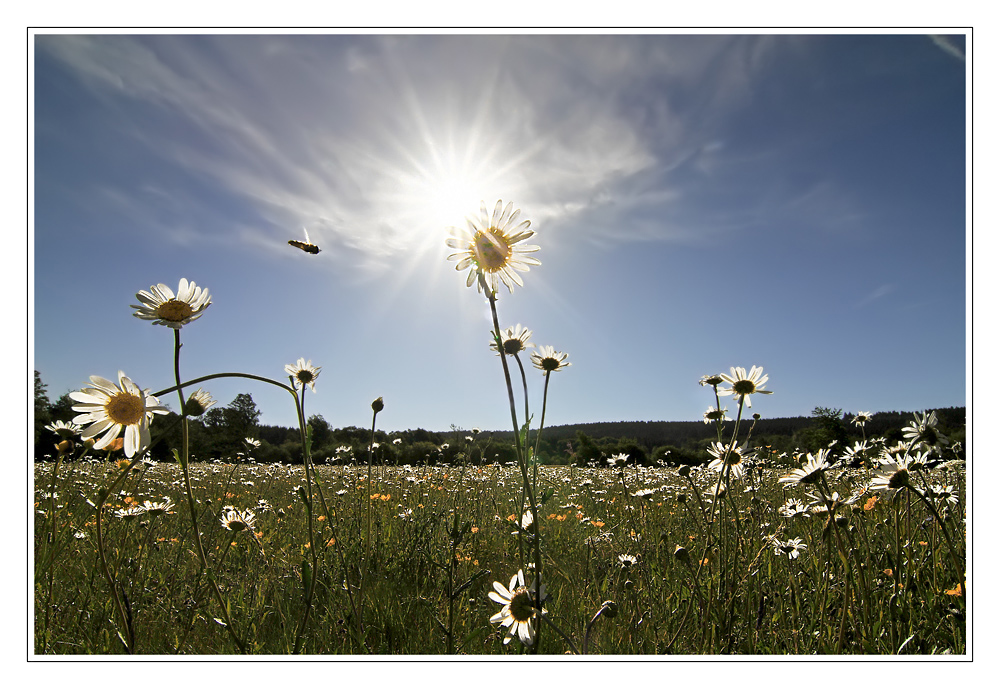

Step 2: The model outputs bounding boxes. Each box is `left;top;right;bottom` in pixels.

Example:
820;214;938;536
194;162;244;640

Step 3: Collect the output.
33;447;966;655
32;200;967;656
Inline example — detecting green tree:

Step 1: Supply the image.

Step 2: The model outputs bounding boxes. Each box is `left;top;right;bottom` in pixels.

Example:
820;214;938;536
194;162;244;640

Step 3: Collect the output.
793;406;849;452
307;414;333;449
34;371;52;452
202;393;261;459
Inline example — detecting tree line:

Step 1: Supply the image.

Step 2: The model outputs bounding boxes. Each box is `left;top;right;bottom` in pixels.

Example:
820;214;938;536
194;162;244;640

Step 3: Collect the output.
34;371;965;467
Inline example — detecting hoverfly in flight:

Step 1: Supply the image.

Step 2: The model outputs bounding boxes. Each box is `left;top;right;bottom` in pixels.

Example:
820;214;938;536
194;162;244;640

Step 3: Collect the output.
288;228;320;254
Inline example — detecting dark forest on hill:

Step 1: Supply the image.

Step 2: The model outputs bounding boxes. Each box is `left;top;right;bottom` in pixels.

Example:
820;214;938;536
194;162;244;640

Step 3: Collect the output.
35;371;965;467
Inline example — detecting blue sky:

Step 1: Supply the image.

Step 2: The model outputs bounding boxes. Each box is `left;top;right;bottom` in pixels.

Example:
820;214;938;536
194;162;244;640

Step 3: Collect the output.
31;32;968;434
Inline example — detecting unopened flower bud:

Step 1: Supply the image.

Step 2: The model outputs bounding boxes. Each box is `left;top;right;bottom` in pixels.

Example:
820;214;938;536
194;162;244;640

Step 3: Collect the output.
372;397;384;413
56;440;74;454
673;545;690;564
600;600;618;619
678;465;691;477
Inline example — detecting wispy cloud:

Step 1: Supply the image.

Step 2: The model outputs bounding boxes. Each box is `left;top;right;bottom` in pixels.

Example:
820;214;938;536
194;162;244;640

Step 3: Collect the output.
856;283;896;308
34;34;821;263
929;35;966;61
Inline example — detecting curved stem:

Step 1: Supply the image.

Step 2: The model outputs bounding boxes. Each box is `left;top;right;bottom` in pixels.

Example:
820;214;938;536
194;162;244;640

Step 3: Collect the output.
152;371;295;399
171;330;246;654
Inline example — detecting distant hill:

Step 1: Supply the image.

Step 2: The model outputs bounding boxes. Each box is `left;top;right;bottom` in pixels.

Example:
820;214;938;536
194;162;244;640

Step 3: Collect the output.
479;406;967;455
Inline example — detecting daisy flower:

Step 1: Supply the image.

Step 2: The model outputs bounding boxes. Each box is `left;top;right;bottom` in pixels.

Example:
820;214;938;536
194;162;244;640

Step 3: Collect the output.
531;346;571;373
926;483;959;506
142;497;175;517
852;411;874;427
131;278;211;329
902;411;949;451
770;536;808;560
491;324;534;357
618;554;638;568
703;407;729;424
113;506;145;521
70;372;169;458
699;374;725;387
285;358;321;392
446;200;540;294
220;507;256;532
183;388;216;417
707;441;747;480
488;569;547;646
45;420;82;439
607;453;629;467
778;497;811;518
778;449;831;486
870;454;912;491
718;366;773;407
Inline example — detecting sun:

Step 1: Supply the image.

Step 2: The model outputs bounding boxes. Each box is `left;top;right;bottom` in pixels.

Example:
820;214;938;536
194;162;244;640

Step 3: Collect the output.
421;173;485;231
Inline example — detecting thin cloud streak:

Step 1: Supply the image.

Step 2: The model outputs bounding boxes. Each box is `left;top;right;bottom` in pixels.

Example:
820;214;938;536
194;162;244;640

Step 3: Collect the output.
856;283;896;308
36;34;792;268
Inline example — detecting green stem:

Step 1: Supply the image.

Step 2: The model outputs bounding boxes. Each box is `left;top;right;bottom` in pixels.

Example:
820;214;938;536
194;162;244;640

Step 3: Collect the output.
171;329;246;654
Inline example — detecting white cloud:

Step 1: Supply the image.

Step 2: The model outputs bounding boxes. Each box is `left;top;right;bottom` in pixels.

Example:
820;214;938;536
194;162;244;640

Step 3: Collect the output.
36;34;796;263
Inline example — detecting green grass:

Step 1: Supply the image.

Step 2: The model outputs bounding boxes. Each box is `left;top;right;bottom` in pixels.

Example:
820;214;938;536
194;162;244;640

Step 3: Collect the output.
33;455;966;655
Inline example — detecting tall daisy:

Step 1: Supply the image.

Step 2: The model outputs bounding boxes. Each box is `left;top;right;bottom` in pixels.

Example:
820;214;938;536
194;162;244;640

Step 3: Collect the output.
446;200;540;293
70;372;168;457
45;420;82;439
531;346;571;373
707;441;748;480
490;324;534;357
778;449;831;486
488;569;547;646
902;411;949;452
285;358;321;392
718;366;773;407
870;454;913;491
220;507;256;532
131;278;212;329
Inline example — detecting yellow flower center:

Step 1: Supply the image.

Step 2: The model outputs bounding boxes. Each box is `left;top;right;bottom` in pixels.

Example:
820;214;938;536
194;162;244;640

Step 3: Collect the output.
474;228;512;272
509;588;535;622
156;299;194;323
105;392;145;426
731;380;757;396
541;357;560;372
297;371;315;384
888;469;909;489
502;339;524;355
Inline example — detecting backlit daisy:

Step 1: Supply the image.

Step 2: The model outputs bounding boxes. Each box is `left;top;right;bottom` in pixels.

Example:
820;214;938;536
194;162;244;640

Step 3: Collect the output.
491;324;534;356
285;358;321;392
852;411;874;427
778;497;811;518
531;346;571;373
142;497;175;517
45;420;82;439
70;372;168;458
778;449;831;486
707;441;747;480
220;507;256;532
902;411;949;451
718;366;773;407
131;278;211;329
183;388;216;417
489;569;547;646
703;407;729;424
926;483;959;506
770;536;808;560
870;454;912;491
446;200;540;293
